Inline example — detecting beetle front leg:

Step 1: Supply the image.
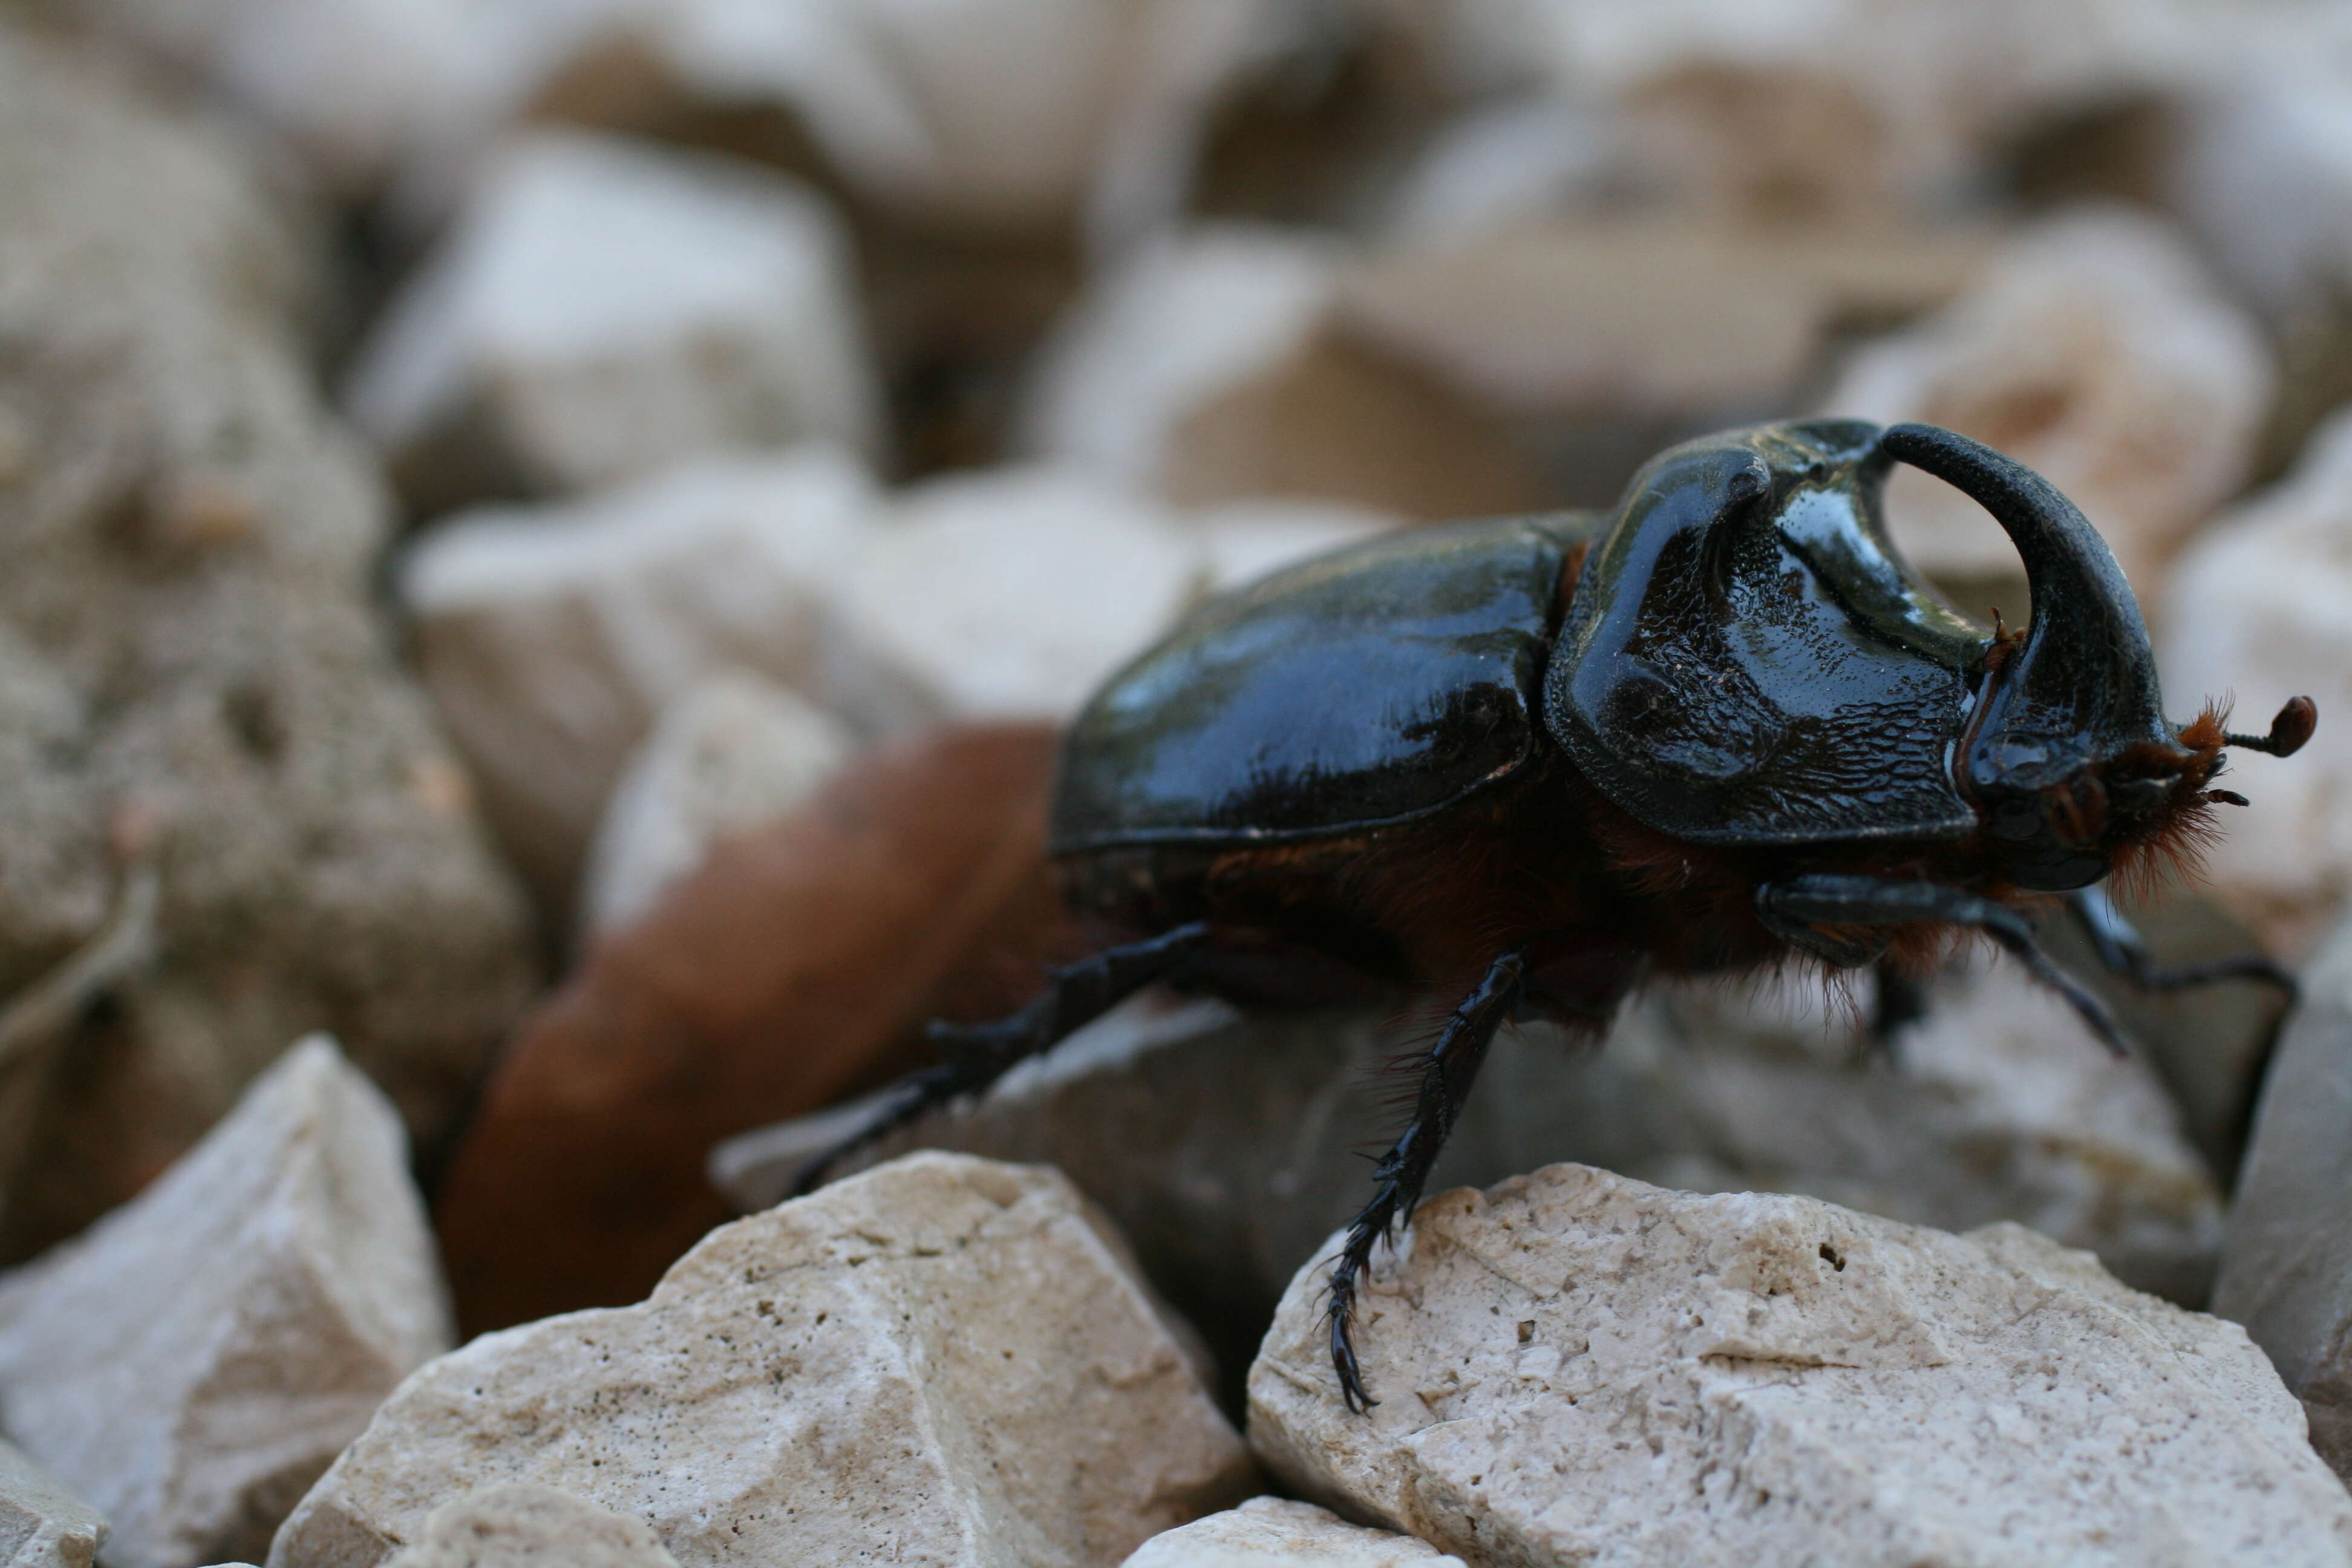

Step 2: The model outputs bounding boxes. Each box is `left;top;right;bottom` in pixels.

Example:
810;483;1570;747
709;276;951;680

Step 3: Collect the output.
1327;948;1526;1414
2065;885;2297;999
791;920;1214;1195
1757;874;2129;1055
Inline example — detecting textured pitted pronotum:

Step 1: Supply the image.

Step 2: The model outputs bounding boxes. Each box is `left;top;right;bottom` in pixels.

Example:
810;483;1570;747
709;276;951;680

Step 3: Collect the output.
798;419;2313;1412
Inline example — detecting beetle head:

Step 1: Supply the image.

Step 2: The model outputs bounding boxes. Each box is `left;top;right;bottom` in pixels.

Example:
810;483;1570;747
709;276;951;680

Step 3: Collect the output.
1879;423;2311;890
1544;418;2313;883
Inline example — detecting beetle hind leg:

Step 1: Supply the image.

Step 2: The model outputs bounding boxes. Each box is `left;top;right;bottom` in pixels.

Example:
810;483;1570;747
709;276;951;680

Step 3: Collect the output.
789;920;1214;1197
1326;948;1526;1414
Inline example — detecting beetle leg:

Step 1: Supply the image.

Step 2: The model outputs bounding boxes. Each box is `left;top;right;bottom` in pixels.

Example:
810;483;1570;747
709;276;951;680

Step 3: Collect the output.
1327;948;1526;1414
1864;962;1930;1059
1757;874;2130;1056
789;920;1214;1196
2065;885;2297;999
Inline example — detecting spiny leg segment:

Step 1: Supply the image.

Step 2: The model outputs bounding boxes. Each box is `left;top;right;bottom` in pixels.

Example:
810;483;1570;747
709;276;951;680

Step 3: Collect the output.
792;920;1214;1196
1326;947;1526;1413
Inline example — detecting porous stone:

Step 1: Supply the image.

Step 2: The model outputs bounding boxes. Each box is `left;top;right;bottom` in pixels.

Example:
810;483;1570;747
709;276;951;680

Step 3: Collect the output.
274;1152;1255;1568
2215;912;2352;1479
346;132;877;516
2164;408;2352;952
0;1437;108;1568
439;724;1075;1334
577;670;857;939
1249;1163;2352;1567
714;953;2225;1386
397;448;915;911
380;1486;679;1568
0;1037;452;1568
1826;206;2271;597
0;24;534;1256
1121;1497;1459;1568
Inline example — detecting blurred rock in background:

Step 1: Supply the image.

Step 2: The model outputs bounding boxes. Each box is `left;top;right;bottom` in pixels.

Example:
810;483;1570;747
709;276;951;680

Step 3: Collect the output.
0;24;534;1263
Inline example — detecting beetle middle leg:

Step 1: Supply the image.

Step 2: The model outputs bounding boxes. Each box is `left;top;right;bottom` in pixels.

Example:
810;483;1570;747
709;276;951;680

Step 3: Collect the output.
1757;874;2129;1054
1326;947;1526;1414
2064;885;2297;999
791;920;1214;1195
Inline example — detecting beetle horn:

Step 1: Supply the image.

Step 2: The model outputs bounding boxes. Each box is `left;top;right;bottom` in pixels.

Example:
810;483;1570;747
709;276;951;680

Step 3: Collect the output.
1874;422;2174;781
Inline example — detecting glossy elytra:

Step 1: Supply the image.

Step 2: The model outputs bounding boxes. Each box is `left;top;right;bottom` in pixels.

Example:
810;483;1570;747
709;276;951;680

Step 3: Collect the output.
800;419;2314;1413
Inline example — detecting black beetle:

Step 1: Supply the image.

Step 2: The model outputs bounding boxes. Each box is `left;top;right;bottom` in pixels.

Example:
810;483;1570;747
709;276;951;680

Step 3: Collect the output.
800;419;2314;1412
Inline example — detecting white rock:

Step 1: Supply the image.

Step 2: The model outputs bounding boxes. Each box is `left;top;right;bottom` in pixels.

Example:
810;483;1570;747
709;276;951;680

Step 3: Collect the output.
577;670;857;938
1249;1163;2352;1568
1187;498;1397;594
835;465;1207;720
1122;1497;1460;1568
2166;68;2352;333
2215;912;2352;1479
1020;226;1344;492
380;1485;680;1568
1377;99;1623;244
646;0;1285;243
270;1152;1253;1568
347;132;877;511
1824;207;2270;595
0;1437;108;1568
2163;408;2352;949
0;1037;452;1568
397;448;923;906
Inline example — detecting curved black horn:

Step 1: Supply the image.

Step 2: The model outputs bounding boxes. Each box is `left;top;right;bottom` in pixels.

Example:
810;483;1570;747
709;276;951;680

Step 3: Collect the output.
1875;423;2172;783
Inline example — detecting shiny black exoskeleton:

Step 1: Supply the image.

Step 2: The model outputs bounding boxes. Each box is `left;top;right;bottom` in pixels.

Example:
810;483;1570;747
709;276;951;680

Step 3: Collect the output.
800;419;2314;1412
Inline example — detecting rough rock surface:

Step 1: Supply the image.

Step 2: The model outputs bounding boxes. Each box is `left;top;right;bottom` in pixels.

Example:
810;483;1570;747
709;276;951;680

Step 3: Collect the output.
276;1153;1255;1568
1249;1163;2352;1567
0;1037;452;1568
397;448;915;910
1826;207;2270;596
2214;912;2352;1478
379;1486;680;1568
0;24;534;1256
717;956;2226;1379
1121;1498;1459;1567
577;670;856;940
2164;408;2352;952
439;724;1076;1334
347;132;877;516
0;1437;108;1568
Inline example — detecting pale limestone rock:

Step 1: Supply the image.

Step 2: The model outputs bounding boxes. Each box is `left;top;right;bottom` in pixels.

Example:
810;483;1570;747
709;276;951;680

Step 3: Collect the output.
0;1037;452;1568
2215;913;2352;1479
0;24;534;1259
1249;1163;2352;1567
834;465;1206;721
1020;226;1345;491
1827;208;2271;597
2166;69;2352;332
638;0;1285;244
2163;409;2352;950
578;671;857;938
1187;499;1396;594
713;955;2222;1381
0;1437;107;1568
1377;99;1624;244
347;132;877;514
380;1486;679;1568
397;449;922;909
270;1152;1253;1568
1122;1497;1459;1568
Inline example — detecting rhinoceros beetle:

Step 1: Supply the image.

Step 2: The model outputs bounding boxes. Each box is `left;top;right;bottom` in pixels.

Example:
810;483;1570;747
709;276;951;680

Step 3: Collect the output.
799;419;2314;1412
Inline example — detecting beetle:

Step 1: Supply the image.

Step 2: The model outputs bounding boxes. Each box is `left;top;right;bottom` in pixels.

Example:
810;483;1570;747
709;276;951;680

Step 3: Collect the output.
797;419;2313;1413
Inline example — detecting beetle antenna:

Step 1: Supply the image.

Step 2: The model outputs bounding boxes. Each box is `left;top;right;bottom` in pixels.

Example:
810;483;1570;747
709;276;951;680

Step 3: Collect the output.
2223;696;2318;758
